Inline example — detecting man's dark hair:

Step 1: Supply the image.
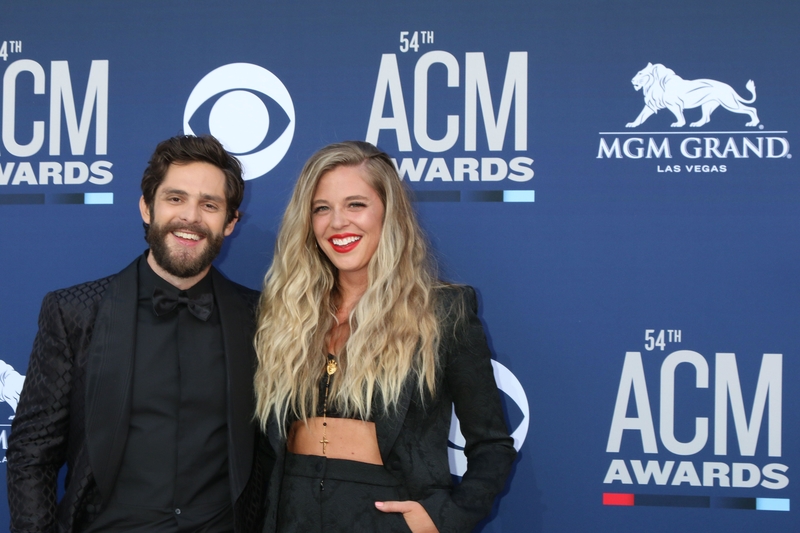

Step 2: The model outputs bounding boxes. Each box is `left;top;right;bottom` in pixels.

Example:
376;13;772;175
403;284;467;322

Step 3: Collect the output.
141;135;244;225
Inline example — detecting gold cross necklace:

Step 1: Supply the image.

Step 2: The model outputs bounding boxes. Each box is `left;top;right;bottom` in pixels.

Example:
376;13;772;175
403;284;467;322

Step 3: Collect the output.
320;354;338;454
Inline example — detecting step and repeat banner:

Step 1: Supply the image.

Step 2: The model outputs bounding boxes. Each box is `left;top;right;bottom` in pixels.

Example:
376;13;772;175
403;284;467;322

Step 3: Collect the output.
1;1;797;531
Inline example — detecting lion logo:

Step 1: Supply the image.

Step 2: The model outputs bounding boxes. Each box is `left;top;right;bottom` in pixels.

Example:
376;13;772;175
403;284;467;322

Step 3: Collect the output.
0;360;25;419
626;63;759;128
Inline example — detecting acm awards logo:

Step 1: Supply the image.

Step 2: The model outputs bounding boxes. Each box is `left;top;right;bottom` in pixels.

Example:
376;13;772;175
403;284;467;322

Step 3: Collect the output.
597;62;791;173
604;349;788;498
183;63;295;181
0;59;113;188
365;50;534;189
448;360;529;477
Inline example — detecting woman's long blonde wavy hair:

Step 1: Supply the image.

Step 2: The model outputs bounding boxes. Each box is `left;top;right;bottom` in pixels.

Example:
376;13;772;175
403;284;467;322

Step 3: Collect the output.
254;141;441;433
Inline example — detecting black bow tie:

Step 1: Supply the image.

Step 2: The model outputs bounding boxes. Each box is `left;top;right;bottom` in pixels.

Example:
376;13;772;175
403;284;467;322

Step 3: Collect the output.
152;287;214;321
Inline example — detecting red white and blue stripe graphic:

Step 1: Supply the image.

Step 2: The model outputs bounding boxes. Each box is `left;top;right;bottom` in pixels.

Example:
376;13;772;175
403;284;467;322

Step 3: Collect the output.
0;192;114;205
603;493;790;511
412;190;535;202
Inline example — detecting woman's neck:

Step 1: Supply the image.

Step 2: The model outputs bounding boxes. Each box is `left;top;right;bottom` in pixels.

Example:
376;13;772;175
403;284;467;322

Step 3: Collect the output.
336;272;367;316
329;275;366;354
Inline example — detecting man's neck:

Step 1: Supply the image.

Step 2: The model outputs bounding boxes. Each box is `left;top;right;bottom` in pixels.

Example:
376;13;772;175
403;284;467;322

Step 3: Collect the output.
146;252;210;291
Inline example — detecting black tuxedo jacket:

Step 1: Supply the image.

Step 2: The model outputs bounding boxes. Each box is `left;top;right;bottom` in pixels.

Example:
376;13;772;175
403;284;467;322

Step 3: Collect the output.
7;256;266;533
262;286;516;533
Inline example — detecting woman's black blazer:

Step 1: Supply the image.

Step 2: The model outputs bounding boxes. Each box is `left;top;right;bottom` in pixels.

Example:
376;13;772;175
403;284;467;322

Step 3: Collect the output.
262;285;516;533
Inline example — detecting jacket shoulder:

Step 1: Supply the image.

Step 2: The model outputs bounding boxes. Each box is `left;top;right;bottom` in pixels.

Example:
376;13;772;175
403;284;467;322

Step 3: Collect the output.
33;276;116;339
47;275;115;314
434;283;478;316
229;280;260;306
212;270;260;310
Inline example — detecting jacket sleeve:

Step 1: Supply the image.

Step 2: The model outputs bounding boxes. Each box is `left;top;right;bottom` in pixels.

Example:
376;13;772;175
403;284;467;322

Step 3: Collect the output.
420;286;517;532
7;292;74;533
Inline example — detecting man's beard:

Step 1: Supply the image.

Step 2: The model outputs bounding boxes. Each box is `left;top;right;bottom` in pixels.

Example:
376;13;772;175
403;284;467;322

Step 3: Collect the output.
147;220;224;279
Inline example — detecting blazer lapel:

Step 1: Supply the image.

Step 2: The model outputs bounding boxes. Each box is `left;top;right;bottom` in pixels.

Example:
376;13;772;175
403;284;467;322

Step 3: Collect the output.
213;269;257;502
375;377;414;461
85;257;140;502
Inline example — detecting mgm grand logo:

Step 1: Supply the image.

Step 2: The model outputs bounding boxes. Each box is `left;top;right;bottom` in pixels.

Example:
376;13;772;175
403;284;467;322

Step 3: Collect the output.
597;63;791;172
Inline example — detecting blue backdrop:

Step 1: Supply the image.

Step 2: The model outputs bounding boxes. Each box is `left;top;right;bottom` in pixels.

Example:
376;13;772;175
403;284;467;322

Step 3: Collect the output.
1;1;797;531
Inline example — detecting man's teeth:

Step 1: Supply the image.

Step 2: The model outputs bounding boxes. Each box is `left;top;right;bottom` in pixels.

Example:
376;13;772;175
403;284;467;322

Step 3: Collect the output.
173;231;201;241
332;236;361;246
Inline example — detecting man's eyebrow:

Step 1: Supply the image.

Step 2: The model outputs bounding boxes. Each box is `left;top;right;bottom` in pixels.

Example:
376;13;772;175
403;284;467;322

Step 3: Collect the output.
159;188;225;203
199;193;225;203
160;188;188;197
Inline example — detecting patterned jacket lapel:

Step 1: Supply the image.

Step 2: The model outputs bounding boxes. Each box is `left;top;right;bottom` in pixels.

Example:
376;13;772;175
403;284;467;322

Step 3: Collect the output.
84;257;139;502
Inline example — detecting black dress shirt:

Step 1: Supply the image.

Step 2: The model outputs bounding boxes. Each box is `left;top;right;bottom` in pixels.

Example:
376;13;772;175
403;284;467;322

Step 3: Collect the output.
87;257;232;532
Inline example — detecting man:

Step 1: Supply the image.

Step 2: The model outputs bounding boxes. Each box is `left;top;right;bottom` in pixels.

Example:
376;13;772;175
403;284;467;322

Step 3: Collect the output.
7;135;265;532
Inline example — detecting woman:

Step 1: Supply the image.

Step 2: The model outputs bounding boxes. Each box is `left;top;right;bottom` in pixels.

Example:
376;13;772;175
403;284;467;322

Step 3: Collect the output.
254;141;515;532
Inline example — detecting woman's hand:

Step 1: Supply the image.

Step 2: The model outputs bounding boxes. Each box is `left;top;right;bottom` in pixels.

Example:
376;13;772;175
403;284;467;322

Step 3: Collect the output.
375;500;439;533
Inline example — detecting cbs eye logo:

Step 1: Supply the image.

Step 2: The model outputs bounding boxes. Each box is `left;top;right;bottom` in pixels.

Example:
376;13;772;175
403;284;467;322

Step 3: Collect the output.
448;360;529;477
183;63;295;180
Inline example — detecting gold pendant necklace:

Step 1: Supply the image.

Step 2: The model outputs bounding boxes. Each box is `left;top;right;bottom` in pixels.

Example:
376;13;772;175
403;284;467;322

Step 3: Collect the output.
320;354;337;455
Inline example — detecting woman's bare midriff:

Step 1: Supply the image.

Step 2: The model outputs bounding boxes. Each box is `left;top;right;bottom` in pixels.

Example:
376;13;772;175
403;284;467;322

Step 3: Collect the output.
287;417;383;465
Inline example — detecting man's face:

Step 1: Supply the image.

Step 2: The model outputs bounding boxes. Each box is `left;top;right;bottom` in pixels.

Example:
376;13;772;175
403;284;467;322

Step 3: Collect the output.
139;162;237;280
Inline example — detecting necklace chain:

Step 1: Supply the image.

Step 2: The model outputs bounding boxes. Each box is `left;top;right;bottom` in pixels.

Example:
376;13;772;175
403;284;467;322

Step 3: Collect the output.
320;354;338;454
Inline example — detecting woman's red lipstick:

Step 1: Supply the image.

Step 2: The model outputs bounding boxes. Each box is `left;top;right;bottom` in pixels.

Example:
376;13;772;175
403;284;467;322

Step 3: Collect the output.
328;233;362;253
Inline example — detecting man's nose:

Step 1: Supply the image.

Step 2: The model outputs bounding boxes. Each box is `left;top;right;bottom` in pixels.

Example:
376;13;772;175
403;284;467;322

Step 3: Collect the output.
178;201;202;223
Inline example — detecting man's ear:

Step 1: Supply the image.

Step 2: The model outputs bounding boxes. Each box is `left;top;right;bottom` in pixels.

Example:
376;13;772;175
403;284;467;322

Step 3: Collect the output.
139;196;151;223
224;211;239;237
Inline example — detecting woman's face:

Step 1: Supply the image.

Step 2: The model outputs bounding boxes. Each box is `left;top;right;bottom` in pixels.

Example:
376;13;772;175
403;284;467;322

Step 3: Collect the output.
311;165;385;285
